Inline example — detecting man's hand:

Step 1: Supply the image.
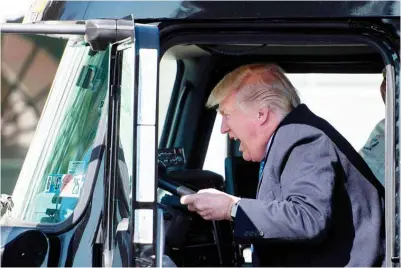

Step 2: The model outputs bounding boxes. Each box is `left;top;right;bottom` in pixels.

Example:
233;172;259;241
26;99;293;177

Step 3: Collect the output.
180;188;240;221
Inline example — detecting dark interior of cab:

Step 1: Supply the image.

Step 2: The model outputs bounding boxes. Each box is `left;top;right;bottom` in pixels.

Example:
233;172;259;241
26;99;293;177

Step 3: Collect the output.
152;26;387;267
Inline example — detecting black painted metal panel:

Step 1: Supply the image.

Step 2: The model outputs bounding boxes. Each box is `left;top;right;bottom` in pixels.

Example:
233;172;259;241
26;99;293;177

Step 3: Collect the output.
31;1;399;23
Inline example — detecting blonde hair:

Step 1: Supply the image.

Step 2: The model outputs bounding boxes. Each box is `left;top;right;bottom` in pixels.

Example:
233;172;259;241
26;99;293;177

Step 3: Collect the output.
206;63;301;118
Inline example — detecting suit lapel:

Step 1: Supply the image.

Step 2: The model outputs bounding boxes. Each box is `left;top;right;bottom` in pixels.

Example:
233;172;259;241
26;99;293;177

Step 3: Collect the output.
256;132;277;196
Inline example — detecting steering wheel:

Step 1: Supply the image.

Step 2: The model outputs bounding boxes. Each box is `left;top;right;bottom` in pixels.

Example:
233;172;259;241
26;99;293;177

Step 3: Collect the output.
158;178;196;197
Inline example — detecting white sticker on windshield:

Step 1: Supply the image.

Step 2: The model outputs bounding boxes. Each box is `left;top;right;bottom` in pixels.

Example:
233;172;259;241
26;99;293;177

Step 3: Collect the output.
68;161;86;175
60;174;85;198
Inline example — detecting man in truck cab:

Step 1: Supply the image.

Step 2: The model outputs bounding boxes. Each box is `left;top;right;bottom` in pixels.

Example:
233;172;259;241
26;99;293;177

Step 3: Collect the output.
181;63;385;266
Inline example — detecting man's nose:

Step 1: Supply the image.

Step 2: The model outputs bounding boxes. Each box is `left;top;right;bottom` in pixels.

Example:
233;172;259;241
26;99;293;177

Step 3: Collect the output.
221;118;229;134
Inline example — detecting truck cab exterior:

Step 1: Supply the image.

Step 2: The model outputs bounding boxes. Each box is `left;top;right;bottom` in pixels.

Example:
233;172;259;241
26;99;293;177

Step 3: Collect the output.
1;1;400;267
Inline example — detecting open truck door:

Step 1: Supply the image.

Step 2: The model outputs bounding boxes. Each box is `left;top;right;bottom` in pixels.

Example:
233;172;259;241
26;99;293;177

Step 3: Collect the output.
0;19;163;267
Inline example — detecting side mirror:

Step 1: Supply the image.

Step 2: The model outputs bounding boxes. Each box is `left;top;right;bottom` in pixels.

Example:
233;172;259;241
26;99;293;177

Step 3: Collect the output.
0;194;14;217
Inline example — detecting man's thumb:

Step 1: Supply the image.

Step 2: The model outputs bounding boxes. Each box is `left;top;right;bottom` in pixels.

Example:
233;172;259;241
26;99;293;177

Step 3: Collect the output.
180;194;193;205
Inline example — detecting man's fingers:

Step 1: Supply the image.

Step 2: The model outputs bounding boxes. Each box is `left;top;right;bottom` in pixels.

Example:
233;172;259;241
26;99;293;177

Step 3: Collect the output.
180;194;196;205
198;189;209;194
199;209;210;217
187;204;196;211
199;211;211;220
202;214;212;221
198;188;219;194
201;212;214;221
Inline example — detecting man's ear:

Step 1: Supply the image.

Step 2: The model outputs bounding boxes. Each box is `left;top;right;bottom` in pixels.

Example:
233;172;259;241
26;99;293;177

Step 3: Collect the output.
257;107;269;125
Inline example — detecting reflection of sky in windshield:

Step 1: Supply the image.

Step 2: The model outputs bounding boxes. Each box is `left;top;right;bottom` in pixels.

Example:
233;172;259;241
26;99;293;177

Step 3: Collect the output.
54;1;400;21
82;1;200;20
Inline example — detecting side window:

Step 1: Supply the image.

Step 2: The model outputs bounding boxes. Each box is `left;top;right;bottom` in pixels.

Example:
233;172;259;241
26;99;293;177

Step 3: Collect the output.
119;45;135;203
287;73;384;151
158;58;177;142
156;57;178;201
288;73;385;185
203;114;227;178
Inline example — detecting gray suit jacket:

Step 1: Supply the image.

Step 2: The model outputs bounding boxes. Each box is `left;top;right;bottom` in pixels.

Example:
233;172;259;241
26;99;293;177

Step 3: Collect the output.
233;104;385;267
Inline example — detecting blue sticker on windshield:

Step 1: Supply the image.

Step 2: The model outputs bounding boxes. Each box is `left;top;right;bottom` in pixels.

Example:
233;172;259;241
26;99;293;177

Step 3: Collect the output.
45;174;63;194
68;161;86;175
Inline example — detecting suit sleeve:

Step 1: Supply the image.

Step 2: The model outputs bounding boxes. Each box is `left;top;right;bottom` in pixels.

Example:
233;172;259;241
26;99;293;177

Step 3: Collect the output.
233;134;337;244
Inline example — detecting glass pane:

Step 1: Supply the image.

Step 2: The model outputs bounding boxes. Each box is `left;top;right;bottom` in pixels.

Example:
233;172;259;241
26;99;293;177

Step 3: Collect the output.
156;57;177;202
119;45;135;205
288;73;385;185
12;40;110;224
158;57;177;142
287;73;384;150
203;114;227;178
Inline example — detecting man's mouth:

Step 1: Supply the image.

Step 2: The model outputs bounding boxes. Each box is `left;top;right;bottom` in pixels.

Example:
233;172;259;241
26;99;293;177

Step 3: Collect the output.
229;135;242;150
229;135;238;141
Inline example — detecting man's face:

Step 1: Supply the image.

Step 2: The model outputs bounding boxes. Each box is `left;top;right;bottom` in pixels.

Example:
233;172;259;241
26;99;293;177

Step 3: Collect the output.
218;92;262;162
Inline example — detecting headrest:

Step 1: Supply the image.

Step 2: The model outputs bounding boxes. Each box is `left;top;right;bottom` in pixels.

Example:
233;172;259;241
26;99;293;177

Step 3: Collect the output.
163;169;224;191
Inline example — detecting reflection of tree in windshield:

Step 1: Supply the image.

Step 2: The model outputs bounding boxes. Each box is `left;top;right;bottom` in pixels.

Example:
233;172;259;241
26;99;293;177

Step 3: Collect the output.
26;45;109;222
48;49;108;177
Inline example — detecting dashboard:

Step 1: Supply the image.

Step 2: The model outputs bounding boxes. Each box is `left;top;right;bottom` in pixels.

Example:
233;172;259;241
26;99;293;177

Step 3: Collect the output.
158;148;186;172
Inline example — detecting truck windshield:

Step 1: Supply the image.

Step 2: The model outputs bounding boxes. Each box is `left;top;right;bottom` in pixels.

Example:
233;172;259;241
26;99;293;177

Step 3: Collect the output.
10;39;109;224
